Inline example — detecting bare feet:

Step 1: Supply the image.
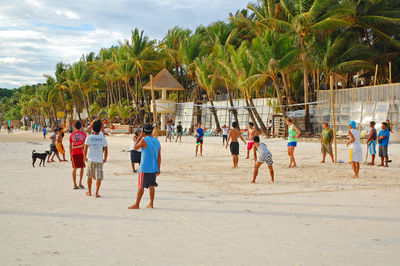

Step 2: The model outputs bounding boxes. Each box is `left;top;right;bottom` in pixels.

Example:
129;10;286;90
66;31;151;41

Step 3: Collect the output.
128;204;139;209
367;162;374;165
146;204;153;209
352;175;359;178
95;194;100;198
245;157;249;160
86;192;91;196
271;178;275;182
377;164;384;167
320;161;325;163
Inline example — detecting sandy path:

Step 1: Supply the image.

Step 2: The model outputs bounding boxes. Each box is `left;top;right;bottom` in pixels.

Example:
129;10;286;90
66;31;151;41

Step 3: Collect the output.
0;131;399;265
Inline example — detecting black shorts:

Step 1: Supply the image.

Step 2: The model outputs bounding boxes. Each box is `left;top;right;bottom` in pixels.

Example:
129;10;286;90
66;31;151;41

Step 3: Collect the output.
230;142;239;155
138;172;158;189
50;144;58;155
223;135;228;142
130;150;141;163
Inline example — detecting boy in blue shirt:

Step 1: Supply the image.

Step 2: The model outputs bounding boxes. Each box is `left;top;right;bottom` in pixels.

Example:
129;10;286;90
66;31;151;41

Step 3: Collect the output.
377;122;390;167
195;122;204;157
128;124;161;209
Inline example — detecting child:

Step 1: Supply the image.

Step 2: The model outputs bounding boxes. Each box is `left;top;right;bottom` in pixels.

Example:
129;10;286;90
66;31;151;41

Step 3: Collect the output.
175;122;183;143
42;126;47;139
252;136;274;183
366;121;377;165
286;118;301;168
195;122;204;157
69;121;87;190
48;128;62;162
377;122;390;167
128;124;161;209
347;121;362;178
130;128;142;173
56;127;67;161
320;122;334;163
84;120;108;198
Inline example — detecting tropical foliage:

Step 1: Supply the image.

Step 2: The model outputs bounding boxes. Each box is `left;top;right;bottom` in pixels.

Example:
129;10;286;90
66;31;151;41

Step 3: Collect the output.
1;0;399;132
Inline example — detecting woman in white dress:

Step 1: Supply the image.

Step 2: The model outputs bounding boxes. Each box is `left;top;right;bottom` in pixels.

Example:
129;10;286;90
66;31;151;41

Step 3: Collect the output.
347;120;362;178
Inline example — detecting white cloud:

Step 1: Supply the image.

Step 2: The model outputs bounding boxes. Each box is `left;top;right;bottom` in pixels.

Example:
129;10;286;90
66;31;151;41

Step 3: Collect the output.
0;0;249;88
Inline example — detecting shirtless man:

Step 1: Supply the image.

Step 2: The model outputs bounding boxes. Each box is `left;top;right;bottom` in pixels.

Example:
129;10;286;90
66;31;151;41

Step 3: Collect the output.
226;122;246;168
246;122;259;160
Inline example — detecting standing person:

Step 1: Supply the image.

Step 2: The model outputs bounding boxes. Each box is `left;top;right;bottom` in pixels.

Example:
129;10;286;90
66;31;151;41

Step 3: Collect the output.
48;128;62;162
222;125;229;145
128;124;161;209
377;122;390;167
83;120;108;198
320;122;334;163
42;126;47;139
347;121;362;178
69;121;87;190
7;125;10;134
246;122;259;160
226;121;246;168
267;120;273;138
175;122;183;143
165;120;173;142
130;128;142;173
252;136;274;183
195;122;204;157
286;118;301;168
366;121;377;165
56;127;67;161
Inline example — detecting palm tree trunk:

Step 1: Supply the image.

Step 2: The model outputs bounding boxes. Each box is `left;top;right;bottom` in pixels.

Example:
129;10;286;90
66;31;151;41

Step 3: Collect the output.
248;97;267;135
138;70;152;121
300;37;310;130
226;86;240;129
272;77;287;118
78;87;91;120
208;99;221;133
244;96;260;132
282;72;293;107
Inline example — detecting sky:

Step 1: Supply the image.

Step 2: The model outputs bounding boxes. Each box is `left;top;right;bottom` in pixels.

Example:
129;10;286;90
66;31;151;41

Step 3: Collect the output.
0;0;250;89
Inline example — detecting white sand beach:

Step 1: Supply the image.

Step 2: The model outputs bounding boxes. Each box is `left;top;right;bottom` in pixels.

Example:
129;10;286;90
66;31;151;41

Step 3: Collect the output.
0;131;399;265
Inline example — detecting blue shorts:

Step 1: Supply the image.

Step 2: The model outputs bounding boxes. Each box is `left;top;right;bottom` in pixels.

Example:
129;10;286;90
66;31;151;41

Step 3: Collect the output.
287;142;297;147
368;141;376;155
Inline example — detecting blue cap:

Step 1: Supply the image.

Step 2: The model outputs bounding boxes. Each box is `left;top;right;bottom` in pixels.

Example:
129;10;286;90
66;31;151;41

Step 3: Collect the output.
349;121;356;128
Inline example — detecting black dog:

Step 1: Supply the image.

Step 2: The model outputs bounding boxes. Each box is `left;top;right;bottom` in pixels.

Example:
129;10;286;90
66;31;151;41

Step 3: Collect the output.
32;150;50;167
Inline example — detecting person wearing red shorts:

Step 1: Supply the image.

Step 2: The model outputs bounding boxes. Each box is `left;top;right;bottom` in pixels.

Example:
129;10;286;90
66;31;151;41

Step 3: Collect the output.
246;122;259;160
69;121;87;190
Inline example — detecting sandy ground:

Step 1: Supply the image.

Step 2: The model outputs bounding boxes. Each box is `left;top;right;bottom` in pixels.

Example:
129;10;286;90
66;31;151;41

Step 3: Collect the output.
0;130;399;265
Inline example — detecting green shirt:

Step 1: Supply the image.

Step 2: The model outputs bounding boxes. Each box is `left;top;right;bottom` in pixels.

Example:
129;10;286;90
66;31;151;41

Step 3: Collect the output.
322;128;333;145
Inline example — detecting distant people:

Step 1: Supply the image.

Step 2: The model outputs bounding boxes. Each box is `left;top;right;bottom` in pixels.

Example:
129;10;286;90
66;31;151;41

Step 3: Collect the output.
366;121;377;165
48;128;61;162
42;126;47;139
252;136;274;183
320;122;334;163
69;121;87;190
267;120;273;138
286;118;301;168
56;127;67;161
175;122;183;143
7;125;11;134
246;122;258;160
11;126;14;134
386;119;393;133
130;128;142;173
84;120;108;198
165;120;173;142
222;125;229;145
226;121;246;168
128;124;161;209
195;122;204;157
377;122;390;167
347;121;362;178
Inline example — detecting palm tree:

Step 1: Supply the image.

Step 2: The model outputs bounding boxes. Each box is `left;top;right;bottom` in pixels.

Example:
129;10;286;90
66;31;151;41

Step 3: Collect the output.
195;55;221;132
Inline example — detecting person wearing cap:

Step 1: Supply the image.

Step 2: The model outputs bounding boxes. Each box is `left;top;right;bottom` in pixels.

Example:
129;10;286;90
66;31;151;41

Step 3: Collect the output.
130;128;142;173
347;120;362;178
128;124;161;209
377;122;390;167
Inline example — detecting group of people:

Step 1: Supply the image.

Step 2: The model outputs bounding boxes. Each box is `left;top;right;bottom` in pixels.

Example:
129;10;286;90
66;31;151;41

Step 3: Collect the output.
165;120;183;143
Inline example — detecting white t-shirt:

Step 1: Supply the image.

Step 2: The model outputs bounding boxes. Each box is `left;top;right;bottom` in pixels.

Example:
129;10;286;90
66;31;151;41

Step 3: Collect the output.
256;143;271;155
350;128;361;149
85;134;108;163
130;140;142;152
222;127;229;135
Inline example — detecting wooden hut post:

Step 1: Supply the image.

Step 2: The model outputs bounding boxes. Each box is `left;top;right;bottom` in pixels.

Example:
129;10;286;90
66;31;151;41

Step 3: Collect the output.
389;62;392;84
373;64;378;85
330;75;337;164
150;75;158;137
